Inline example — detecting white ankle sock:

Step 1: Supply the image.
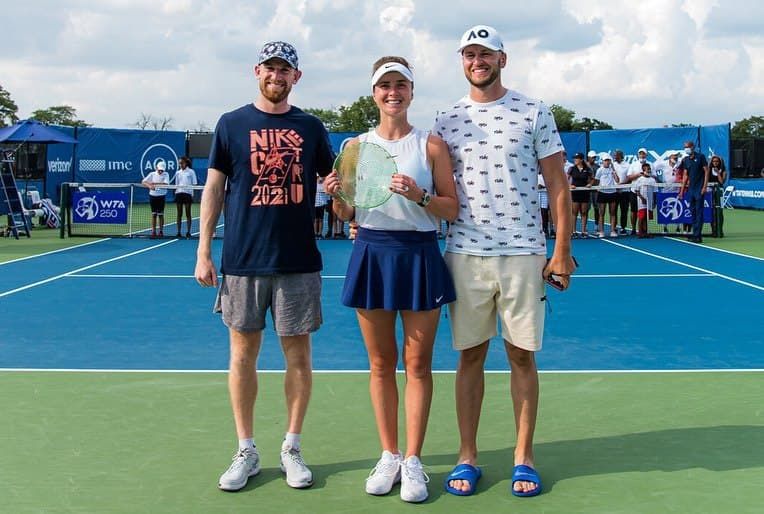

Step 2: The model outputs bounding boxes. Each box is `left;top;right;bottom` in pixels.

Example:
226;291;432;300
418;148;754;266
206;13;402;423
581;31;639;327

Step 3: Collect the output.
238;438;255;450
283;432;301;450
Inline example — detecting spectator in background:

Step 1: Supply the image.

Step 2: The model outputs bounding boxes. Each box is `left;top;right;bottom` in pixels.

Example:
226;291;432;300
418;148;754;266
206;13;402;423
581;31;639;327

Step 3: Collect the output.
324;195;335;238
567;152;594;237
594;154;619;237
586;150;599;218
707;155;726;237
314;176;329;238
632;162;657;238
175;156;198;239
562;150;573;174
142;161;170;238
708;155;726;186
612;150;631;235
538;170;552;238
624;148;648;234
677;141;709;243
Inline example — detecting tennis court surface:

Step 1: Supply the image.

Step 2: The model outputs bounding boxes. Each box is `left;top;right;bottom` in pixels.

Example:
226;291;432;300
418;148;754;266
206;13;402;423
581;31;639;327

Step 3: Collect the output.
1;234;762;513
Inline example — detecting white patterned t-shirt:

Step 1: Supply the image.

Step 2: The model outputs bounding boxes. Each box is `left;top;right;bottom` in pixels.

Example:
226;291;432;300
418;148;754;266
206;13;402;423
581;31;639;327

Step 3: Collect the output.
433;90;563;255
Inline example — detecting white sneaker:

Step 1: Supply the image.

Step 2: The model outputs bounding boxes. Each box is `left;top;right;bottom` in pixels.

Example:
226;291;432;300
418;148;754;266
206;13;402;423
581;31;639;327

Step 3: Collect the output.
598;231;605;238
365;450;402;495
280;444;314;488
400;455;429;503
218;447;260;491
609;231;618;238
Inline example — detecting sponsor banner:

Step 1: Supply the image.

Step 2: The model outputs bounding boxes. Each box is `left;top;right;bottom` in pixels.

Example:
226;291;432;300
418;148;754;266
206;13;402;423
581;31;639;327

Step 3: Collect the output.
590;125;730;185
728;178;764;209
560;131;586;158
700;124;731;174
72;190;128;224
72;127;185;183
656;191;713;224
590;127;697;184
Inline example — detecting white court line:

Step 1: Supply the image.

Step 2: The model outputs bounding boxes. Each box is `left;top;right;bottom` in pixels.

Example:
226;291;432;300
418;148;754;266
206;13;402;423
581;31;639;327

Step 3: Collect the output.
0;221;225;298
571;273;712;278
62;272;713;280
0;368;761;374
0;239;179;298
601;239;764;292
67;274;196;279
667;236;764;261
0;238;110;266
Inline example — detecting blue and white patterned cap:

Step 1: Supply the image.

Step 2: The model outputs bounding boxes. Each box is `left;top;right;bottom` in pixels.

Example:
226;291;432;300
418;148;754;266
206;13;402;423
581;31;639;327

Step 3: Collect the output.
258;41;299;69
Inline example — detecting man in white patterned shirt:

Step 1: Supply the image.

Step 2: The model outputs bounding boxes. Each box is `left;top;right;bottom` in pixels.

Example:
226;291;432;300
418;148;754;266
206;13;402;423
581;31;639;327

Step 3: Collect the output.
434;25;575;498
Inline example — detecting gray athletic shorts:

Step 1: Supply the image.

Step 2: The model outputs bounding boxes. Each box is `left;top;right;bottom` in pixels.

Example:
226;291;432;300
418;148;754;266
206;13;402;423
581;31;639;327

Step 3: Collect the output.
213;272;322;335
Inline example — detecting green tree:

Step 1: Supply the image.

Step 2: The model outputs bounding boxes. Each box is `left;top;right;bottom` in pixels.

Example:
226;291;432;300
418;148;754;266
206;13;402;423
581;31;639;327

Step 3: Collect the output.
304;107;340;131
572;117;614;131
731;115;764;138
550;104;575;132
31;105;89;127
0;84;19;127
307;96;379;132
550;104;614;132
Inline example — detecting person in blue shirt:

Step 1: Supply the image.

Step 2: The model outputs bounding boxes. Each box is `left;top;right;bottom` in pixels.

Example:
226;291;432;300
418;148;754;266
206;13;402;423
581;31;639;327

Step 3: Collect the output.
194;40;334;493
677;141;709;243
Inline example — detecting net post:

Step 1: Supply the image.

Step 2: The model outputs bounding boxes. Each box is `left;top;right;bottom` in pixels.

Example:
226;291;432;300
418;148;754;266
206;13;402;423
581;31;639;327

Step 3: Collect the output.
59;183;68;239
128;184;135;238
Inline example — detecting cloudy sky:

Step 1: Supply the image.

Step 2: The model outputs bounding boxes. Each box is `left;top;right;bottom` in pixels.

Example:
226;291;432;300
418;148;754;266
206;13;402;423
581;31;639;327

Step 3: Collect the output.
2;0;762;132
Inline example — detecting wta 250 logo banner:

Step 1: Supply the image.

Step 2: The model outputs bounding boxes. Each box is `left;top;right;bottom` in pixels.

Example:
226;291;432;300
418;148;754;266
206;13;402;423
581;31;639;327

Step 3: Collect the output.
72;191;128;224
249;129;305;206
656;192;712;224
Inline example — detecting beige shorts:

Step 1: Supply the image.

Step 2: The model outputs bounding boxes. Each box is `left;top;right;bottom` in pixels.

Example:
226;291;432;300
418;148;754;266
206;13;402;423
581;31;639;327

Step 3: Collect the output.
444;252;546;352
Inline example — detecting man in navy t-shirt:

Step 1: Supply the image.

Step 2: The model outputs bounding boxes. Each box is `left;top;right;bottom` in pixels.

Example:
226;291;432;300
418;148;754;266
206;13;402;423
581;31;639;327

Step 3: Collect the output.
194;40;334;492
677;141;709;243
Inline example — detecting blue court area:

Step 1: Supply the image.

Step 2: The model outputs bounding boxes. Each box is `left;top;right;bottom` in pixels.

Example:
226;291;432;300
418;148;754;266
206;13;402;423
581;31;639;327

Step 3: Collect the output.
1;235;762;371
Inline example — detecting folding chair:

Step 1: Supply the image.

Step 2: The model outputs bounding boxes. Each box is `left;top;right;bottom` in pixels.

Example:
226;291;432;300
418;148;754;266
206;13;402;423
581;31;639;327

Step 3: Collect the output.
720;185;735;209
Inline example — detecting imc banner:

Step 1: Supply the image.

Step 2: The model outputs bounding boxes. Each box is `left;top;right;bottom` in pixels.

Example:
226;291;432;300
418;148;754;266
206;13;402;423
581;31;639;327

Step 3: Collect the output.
73;127;186;184
656;191;713;224
72;190;128;224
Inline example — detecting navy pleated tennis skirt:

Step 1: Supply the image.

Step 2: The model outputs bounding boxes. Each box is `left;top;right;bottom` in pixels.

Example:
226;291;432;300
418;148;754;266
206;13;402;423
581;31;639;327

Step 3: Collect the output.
341;227;456;311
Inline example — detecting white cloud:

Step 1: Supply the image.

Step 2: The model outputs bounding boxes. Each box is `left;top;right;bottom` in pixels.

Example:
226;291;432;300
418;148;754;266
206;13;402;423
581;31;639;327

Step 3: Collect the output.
0;0;760;131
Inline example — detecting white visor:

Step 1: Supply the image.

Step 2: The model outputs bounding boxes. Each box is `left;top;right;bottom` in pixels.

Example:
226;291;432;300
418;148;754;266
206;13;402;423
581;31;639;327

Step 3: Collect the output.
371;62;414;87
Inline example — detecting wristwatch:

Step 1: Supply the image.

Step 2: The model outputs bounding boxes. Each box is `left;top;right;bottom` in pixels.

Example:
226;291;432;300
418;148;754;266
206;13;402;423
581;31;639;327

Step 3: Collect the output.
417;189;432;207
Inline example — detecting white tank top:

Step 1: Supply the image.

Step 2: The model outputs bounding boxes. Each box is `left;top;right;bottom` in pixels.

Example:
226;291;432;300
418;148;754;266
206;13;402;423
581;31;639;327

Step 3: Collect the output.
355;128;438;232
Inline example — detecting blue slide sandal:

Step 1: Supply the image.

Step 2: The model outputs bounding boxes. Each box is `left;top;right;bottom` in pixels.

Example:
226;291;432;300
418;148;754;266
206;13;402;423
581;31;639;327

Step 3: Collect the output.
444;463;482;496
511;464;542;497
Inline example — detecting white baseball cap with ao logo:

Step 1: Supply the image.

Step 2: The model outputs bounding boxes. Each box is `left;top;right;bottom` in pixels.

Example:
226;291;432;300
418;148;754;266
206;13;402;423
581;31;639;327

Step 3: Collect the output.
458;25;504;53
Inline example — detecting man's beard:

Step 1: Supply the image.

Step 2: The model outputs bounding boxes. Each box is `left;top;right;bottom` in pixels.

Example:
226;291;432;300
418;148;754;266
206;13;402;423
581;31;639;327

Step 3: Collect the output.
260;80;291;103
465;67;500;89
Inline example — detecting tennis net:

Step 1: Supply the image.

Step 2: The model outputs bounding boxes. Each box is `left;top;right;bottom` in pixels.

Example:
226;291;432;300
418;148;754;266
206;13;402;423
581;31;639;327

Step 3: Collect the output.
60;182;224;239
549;182;725;239
60;181;725;240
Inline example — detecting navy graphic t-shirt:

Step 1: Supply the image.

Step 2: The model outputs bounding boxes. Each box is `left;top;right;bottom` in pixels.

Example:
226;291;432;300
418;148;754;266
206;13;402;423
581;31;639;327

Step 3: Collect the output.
209;104;334;275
